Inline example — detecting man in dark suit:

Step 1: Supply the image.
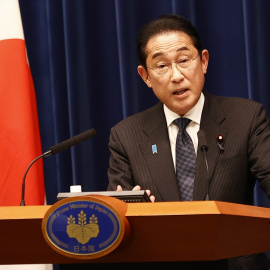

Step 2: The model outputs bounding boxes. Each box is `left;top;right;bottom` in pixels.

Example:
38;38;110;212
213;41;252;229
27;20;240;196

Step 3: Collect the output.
107;14;270;269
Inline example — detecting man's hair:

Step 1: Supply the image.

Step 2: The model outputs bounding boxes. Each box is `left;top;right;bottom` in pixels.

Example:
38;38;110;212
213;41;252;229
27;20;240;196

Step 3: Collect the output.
136;14;203;69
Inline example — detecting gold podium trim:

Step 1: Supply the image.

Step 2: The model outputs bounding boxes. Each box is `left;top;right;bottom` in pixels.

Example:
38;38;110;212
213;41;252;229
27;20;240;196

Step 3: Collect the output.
41;195;129;260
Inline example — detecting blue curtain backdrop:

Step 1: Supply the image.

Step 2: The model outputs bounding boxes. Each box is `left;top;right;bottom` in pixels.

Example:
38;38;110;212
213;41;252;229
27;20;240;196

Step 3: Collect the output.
18;0;270;207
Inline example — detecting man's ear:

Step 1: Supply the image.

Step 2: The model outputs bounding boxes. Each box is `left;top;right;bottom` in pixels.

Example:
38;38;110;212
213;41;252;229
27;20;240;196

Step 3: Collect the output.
201;49;209;74
137;65;152;88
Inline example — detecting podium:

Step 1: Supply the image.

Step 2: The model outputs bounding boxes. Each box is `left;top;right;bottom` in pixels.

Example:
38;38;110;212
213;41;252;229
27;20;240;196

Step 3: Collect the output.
1;199;270;264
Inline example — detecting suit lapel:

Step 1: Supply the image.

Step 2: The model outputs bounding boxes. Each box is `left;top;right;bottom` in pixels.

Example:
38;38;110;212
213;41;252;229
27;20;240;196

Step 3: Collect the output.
139;92;228;202
139;103;181;201
193;92;228;200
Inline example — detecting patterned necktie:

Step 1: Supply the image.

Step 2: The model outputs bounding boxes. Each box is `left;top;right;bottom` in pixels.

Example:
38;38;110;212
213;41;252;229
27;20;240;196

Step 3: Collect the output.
174;118;196;201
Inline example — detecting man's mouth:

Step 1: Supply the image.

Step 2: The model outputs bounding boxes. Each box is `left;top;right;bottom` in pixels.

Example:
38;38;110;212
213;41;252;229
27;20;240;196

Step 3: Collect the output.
173;89;188;95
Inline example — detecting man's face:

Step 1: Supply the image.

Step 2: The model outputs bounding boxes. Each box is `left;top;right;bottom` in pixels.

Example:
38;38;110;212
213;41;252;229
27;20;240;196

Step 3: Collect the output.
138;31;209;116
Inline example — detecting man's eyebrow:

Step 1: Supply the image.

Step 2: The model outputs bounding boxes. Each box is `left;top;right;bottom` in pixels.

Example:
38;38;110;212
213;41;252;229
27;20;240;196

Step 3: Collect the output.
176;46;189;52
150;46;190;60
151;52;164;60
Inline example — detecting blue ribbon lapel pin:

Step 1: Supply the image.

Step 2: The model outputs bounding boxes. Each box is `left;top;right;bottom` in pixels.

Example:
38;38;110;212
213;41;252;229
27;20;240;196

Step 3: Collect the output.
152;144;157;154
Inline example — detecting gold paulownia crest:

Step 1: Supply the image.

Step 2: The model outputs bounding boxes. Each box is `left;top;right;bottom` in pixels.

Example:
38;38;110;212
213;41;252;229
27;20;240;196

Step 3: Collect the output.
66;211;99;244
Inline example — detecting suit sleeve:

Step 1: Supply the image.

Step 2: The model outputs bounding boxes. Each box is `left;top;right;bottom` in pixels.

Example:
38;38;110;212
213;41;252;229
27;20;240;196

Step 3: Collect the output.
248;103;270;197
107;126;134;191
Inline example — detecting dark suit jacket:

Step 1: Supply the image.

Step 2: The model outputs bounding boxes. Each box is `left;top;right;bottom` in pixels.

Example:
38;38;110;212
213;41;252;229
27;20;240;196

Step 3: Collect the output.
107;91;270;269
108;91;270;204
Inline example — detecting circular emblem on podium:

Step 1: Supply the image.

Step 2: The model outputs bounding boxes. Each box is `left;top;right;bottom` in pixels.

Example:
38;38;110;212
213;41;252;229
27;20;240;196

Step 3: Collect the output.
42;196;128;259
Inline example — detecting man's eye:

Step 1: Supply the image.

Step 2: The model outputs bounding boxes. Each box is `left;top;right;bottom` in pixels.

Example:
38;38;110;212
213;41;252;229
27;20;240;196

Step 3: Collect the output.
179;58;189;64
156;64;168;69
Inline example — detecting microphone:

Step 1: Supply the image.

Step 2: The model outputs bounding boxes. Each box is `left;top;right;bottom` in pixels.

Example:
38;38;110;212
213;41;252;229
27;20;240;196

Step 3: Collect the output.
20;128;96;206
216;134;224;152
197;130;210;201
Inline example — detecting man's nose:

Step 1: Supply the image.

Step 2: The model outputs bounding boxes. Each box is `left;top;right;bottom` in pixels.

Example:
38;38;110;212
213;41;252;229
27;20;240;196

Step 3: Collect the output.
170;63;184;82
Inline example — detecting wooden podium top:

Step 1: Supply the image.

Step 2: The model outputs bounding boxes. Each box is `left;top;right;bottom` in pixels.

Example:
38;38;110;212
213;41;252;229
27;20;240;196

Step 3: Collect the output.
2;200;269;218
0;200;270;264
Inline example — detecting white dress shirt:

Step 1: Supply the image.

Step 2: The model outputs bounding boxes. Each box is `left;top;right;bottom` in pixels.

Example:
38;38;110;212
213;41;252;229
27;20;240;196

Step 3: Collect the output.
163;92;205;170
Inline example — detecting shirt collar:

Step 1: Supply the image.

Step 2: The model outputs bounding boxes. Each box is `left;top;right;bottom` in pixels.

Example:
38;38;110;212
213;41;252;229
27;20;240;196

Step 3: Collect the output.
164;92;205;127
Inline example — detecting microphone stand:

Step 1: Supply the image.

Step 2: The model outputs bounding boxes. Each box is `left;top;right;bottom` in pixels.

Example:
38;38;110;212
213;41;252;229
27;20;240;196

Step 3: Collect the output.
20;151;51;206
20;128;96;206
202;146;210;201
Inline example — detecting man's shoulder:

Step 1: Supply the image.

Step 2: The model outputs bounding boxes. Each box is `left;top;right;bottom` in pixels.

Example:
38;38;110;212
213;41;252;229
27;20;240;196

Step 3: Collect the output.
112;102;163;129
206;91;263;111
